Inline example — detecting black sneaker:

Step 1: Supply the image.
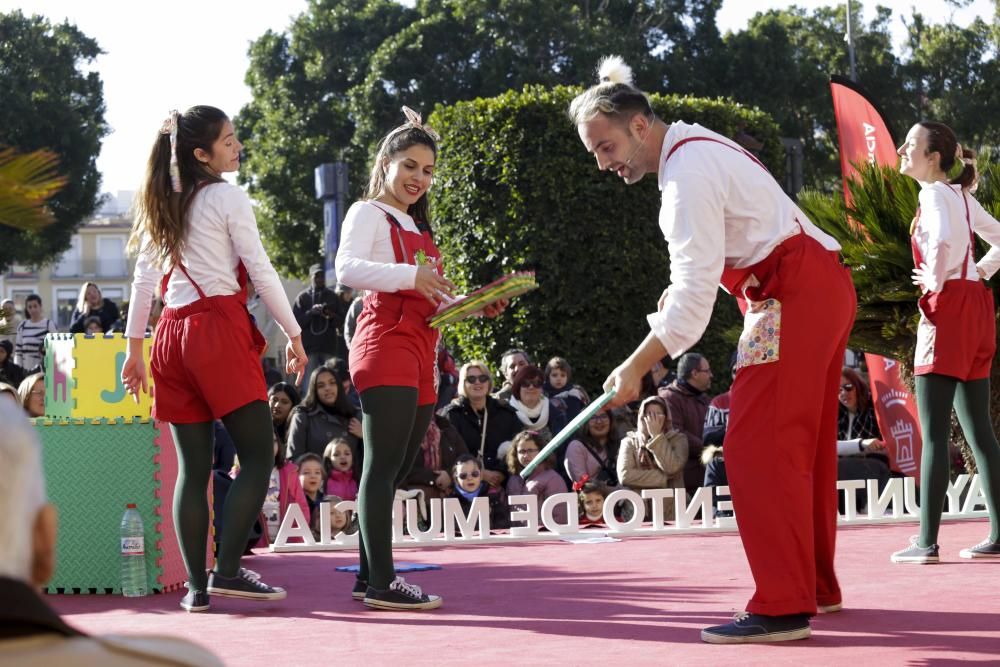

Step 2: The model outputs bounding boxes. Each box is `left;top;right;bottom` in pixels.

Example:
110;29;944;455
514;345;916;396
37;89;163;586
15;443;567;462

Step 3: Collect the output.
701;612;811;644
363;576;442;611
352;578;368;601
207;569;287;600
180;589;210;612
959;539;1000;559
891;536;940;563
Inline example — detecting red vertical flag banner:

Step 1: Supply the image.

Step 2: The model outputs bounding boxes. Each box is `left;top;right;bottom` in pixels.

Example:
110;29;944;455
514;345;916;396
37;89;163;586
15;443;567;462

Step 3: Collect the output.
829;75;922;477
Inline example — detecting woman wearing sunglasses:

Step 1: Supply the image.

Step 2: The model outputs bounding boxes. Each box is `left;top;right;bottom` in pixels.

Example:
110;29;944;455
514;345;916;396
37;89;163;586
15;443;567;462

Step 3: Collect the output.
507;365;568;442
835;367;888;512
440;361;522;490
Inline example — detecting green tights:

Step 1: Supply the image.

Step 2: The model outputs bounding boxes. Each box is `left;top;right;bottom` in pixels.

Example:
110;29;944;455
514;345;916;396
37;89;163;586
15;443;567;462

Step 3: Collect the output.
169;400;274;591
916;374;1000;546
356;386;435;590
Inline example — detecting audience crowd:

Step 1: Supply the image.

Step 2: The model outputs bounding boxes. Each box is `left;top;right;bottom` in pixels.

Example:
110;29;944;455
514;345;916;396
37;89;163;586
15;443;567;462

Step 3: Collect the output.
13;279;889;536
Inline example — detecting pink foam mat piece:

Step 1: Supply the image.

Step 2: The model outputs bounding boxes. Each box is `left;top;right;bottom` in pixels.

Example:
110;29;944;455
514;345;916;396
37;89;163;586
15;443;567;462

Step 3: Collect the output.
154;421;215;592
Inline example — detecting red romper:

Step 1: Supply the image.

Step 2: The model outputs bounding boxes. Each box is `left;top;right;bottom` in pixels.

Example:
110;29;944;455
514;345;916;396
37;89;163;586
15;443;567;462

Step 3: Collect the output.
151;260;267;423
912;189;996;381
349;204;442;406
665;137;857;616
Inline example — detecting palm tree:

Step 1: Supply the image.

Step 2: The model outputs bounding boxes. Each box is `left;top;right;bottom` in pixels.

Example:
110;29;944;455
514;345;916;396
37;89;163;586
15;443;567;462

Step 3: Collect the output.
0;146;67;230
798;160;1000;473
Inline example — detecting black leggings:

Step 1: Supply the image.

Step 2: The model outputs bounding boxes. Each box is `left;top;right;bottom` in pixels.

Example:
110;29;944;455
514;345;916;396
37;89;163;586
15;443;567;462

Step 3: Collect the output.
916;374;1000;546
357;386;435;590
169;400;274;591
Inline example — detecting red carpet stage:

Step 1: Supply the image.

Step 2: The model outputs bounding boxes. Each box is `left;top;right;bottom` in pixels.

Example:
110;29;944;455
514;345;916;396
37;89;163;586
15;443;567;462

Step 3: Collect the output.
51;519;1000;665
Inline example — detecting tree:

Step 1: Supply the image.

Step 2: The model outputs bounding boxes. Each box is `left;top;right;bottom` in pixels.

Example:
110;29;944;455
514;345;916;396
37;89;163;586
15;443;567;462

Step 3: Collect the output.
237;0;726;277
235;0;419;278
0;11;108;272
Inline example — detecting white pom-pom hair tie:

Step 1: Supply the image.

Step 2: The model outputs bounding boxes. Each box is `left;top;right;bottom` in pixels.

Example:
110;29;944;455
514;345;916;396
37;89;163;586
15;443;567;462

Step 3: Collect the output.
597;55;634;86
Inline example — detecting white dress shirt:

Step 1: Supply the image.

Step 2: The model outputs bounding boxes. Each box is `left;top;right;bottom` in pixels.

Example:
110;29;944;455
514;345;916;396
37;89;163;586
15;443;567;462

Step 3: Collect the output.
647;121;841;358
913;181;1000;292
126;183;300;340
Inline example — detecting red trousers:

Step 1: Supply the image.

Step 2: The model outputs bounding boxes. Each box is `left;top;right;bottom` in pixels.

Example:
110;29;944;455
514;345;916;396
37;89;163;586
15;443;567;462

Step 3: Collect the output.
723;233;856;616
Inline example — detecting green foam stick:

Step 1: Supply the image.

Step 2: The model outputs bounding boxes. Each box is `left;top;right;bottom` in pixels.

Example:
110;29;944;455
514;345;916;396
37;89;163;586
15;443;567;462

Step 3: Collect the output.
519;388;618;479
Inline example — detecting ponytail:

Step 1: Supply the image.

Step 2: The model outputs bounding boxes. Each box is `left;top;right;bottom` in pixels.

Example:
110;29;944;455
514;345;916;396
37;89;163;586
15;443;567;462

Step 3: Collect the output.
918;120;978;191
952;144;978;191
129;106;230;267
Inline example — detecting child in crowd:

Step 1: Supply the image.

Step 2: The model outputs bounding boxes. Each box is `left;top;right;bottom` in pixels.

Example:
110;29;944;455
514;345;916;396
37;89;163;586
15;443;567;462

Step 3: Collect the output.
297;453;326;526
451;454;509;530
230;435;310;547
505;430;568;525
0;382;18;404
544;357;590;422
576;478;612;526
323;437;359;501
311;494;350;541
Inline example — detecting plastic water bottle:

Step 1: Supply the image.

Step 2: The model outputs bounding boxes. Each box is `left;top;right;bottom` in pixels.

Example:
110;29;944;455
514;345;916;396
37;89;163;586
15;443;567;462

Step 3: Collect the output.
120;503;147;597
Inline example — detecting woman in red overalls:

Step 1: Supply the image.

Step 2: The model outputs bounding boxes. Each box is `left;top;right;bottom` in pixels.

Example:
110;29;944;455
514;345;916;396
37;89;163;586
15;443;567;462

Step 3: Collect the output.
891;121;1000;563
122;106;307;612
336;108;503;611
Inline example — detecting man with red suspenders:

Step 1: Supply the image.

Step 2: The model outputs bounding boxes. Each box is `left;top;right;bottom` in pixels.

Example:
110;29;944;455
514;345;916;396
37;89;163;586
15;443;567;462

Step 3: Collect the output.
570;56;857;644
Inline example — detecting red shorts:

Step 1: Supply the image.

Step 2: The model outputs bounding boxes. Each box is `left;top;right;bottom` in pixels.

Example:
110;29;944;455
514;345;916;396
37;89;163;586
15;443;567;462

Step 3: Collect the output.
151;293;267;423
915;279;996;381
349;292;438;406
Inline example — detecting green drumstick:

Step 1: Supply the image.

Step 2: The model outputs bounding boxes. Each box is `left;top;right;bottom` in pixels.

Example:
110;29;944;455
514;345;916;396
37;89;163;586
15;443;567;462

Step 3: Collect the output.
519;388;618;479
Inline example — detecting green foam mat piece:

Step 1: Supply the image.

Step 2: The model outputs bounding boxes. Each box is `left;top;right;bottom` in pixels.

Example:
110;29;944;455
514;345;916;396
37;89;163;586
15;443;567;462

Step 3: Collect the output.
37;420;164;594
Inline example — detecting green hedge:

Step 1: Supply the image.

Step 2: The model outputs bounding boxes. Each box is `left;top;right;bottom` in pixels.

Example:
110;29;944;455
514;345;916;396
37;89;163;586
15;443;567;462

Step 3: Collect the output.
428;85;783;393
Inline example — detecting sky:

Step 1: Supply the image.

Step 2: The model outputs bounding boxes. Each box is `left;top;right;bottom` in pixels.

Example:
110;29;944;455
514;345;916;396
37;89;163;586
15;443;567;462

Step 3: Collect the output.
2;0;995;196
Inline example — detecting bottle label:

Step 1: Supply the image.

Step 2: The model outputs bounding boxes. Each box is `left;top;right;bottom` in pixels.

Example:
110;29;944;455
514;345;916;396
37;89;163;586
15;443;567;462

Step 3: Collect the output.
121;536;144;555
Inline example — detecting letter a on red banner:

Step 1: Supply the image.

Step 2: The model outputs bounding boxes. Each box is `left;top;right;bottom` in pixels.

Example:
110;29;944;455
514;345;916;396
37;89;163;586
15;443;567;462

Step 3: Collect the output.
829;75;922;478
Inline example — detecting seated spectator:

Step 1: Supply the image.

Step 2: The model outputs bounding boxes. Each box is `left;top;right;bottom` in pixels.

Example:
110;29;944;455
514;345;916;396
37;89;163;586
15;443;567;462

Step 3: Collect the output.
14;294;56;373
450;454;509;530
0;382;19;404
565;406;619;486
702;438;730;518
494;348;531;401
286;366;362;475
297;453;326;526
440;360;521;487
311;494;349;541
507;365;567;445
400;414;469;502
0;340;26;388
617;396;688;522
0;400;224;666
575;478;612;526
505;430;568;525
658;352;713;497
323;357;360;409
268;381;300;445
703;353;736;444
18;373;44;418
83;316;104;335
323;437;358;501
543;356;590;422
231;435;309;548
69;282;120;334
837;367;890;512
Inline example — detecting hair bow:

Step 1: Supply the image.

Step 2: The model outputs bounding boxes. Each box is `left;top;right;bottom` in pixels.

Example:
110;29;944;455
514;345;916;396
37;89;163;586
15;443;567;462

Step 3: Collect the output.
401;105;440;141
159;110;182;193
572;474;591;492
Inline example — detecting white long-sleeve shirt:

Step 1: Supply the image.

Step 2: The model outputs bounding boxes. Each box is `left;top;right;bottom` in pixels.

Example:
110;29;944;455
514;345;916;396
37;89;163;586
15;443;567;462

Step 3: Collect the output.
912;181;1000;292
647;121;841;358
126;183;300;340
336;200;420;292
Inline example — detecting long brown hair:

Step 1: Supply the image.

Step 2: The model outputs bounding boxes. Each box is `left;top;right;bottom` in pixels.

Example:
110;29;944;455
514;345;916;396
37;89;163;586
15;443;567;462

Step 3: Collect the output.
364;121;438;227
918;120;977;190
129;106;230;267
841;367;872;414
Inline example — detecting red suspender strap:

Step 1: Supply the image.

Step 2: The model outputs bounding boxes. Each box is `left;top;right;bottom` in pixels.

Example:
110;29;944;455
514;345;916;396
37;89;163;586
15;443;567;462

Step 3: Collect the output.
369;202;413;265
665;136;770;173
959;191;974;281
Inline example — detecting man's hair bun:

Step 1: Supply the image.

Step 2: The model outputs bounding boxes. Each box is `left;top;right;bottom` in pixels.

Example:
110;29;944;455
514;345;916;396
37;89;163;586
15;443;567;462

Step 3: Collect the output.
597;55;633;86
